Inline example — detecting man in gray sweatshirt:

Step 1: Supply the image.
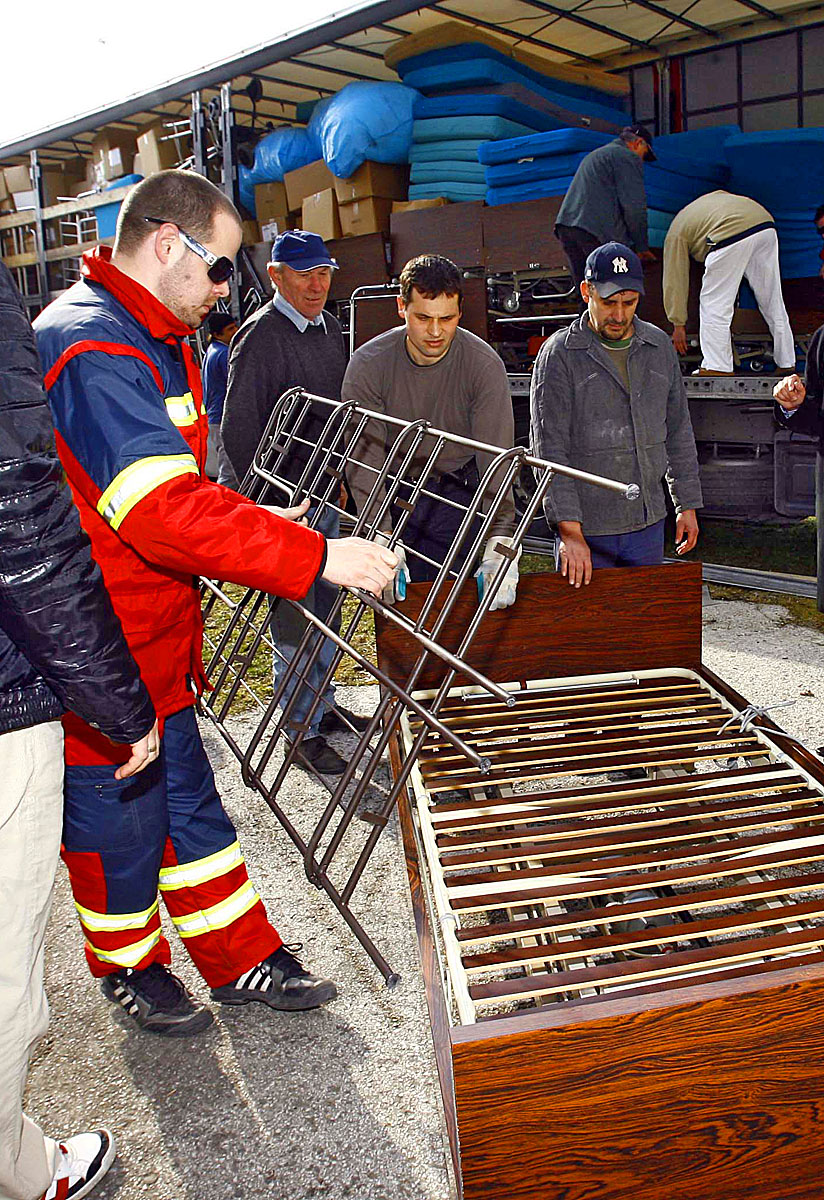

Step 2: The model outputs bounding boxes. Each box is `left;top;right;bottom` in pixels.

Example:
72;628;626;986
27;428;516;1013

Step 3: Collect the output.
555;124;657;293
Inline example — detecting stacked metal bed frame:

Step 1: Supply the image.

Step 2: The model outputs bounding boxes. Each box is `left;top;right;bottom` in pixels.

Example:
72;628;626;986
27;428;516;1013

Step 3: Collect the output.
200;390;824;1200
200;387;635;979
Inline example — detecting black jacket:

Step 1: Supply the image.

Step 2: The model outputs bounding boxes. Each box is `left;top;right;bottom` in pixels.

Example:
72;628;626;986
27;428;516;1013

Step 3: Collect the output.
222;302;347;487
0;263;154;740
774;324;824;451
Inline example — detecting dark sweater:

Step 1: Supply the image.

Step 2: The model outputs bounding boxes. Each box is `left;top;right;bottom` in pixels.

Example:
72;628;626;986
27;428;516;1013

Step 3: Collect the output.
222;303;347;485
556;138;649;253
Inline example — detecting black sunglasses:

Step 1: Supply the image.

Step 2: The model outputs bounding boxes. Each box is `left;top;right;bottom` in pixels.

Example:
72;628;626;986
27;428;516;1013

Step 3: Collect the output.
144;217;235;283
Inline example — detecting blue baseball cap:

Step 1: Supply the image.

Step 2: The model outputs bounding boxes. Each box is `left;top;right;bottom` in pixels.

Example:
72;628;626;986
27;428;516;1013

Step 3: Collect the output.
584;242;645;298
270;229;338;271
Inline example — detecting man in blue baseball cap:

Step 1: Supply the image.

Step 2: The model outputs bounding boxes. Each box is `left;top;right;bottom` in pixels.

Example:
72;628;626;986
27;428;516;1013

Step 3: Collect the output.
222;230;370;776
530;240;702;588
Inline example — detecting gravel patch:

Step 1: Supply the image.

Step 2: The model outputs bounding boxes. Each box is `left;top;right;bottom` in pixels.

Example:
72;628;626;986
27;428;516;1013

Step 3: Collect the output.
23;593;824;1199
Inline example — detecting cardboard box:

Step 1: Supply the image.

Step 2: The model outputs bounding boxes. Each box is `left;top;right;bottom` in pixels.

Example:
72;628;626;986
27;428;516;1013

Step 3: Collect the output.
285;160;335;211
4;164;31;193
301;189;341;241
334;161;408;205
339;196;393;238
261;220;280;244
91;127;136;186
392;197;449;214
241;219;260;246
11;190;37;212
136;124;182;176
254;181;289;228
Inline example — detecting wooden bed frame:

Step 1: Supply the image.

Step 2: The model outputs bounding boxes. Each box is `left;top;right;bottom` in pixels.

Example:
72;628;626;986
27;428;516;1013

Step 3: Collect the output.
376;562;824;1200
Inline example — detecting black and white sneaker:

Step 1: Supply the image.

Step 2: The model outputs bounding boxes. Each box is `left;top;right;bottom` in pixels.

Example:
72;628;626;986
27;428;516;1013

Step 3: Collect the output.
210;944;338;1011
101;962;213;1037
40;1129;116;1199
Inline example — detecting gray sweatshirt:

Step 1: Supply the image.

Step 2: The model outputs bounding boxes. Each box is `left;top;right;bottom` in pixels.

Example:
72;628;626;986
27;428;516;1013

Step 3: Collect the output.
530;313;702;536
342;326;516;539
556;138;649;252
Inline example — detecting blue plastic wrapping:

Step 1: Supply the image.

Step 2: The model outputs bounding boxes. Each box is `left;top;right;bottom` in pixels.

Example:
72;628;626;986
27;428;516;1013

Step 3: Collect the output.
238;125;320;213
308;81;419;178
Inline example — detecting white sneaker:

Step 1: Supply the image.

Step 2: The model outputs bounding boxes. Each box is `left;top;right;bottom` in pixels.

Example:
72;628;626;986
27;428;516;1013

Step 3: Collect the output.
41;1129;116;1200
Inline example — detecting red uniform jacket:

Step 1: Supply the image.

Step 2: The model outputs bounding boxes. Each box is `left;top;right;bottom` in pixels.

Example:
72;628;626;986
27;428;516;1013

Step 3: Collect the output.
35;249;326;763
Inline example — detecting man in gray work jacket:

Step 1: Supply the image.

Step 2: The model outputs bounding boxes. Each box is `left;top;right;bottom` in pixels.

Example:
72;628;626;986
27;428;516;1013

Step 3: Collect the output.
555;124;657;293
530;242;702;588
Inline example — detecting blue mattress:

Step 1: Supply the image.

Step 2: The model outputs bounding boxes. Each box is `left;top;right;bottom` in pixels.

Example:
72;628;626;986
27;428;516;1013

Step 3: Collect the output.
413;93;556;132
395;43;624;112
484;152;589;186
647;208;676;230
486;177;574;206
401;59;627;129
416;84;623;135
651;149;729;185
479;127;611;165
412;116;535;143
409;181;487;202
410;161;486;184
646;166;721;202
655;125;740;158
724;128;824;211
645;182;719;213
409;140;486;163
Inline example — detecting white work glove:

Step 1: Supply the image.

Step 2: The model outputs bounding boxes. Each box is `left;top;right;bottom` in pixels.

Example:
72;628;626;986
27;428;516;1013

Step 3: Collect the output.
375;532;411;604
475;536;522;611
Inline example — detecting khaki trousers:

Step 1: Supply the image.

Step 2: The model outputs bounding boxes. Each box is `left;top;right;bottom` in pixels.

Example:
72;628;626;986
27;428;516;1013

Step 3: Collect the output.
0;722;63;1200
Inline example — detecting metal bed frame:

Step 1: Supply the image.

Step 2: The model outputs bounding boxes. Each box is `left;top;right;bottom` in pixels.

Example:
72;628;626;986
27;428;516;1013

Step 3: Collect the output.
199;387;638;983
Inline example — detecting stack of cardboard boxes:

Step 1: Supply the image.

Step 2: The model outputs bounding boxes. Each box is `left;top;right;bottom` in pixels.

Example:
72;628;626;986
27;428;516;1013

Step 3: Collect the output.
281;159;409;242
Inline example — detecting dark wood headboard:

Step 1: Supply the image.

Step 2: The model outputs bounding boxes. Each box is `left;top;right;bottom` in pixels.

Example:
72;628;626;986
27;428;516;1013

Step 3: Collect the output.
375;562;703;689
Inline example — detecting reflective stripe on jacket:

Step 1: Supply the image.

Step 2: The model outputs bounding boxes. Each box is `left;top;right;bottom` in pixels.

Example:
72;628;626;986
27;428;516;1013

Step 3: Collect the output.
35;248;325;763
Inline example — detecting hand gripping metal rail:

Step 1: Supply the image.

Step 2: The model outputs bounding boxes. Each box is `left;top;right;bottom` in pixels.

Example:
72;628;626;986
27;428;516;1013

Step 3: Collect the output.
199;387;639;983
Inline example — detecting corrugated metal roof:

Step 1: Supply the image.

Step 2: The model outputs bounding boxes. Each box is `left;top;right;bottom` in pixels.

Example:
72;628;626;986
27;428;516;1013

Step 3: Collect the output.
2;0;823;164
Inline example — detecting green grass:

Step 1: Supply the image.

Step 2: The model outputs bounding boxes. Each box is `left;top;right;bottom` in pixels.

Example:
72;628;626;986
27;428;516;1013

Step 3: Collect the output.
202;533;822;712
671;516;817;577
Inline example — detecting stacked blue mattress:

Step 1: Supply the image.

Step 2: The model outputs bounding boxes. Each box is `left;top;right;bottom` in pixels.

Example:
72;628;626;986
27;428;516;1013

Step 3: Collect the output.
478;128;611;206
395;41;626;203
724;128;824;278
643;128;734;246
479;126;734;241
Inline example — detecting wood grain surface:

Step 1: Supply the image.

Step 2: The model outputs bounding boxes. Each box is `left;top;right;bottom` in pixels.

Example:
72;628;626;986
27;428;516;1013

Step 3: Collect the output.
452;971;824;1199
375;563;703;691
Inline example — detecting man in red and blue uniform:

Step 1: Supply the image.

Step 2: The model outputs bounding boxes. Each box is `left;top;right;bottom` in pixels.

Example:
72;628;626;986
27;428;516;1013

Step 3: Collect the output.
34;170;396;1036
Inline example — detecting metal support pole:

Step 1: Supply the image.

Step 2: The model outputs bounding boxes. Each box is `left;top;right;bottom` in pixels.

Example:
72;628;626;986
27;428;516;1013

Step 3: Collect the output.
29;150;49;311
191;91;208;179
657;59;671;136
219;82;241;321
816;450;823;614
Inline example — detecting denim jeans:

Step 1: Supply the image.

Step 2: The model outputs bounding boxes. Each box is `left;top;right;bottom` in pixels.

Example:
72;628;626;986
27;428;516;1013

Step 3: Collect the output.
271;506;340;738
586;518;666;569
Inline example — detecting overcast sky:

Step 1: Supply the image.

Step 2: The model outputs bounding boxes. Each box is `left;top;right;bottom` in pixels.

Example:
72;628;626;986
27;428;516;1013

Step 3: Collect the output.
1;0;363;146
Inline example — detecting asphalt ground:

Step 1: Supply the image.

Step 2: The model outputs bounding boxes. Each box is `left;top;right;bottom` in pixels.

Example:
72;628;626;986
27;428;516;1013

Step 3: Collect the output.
24;593;824;1200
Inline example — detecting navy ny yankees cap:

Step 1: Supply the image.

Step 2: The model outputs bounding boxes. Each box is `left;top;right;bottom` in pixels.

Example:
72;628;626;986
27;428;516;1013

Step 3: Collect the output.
584;241;645;298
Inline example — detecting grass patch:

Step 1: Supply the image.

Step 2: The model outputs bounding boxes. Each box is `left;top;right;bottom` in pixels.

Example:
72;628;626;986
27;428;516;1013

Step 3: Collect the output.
668;516;817;576
708;584;824;633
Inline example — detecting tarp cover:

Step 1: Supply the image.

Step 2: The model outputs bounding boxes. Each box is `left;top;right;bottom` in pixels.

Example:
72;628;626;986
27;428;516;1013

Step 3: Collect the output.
308;81;419;178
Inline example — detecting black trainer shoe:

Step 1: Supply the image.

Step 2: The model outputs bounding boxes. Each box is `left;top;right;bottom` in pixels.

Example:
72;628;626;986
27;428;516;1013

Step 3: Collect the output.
101;962;213;1037
319;705;373;735
210;944;338;1011
287;734;347;775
